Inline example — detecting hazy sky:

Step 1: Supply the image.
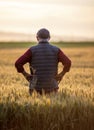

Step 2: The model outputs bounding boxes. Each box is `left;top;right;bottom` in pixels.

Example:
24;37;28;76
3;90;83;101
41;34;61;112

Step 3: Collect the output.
0;0;94;39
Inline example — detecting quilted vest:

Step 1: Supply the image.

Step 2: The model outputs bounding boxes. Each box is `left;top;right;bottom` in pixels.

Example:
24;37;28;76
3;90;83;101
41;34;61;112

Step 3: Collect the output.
30;42;59;90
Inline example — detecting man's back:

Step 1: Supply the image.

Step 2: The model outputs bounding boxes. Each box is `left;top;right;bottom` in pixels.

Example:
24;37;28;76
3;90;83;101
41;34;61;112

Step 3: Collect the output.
30;42;59;89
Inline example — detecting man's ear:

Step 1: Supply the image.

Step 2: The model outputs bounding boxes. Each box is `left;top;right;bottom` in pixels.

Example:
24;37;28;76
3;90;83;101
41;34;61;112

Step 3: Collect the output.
48;37;50;41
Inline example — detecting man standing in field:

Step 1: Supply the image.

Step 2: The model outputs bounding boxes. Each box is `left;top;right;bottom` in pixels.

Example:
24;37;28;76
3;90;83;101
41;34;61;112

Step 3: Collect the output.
15;28;71;94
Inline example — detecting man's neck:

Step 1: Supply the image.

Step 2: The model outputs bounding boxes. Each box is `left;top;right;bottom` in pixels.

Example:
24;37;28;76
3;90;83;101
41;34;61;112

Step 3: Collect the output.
38;38;49;43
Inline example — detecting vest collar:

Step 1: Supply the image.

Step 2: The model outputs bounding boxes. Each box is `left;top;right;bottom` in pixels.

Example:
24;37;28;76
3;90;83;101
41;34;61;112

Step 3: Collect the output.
39;41;49;44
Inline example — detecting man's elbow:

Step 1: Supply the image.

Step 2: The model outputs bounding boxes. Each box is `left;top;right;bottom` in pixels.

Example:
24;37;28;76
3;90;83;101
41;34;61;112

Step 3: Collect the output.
15;61;22;73
15;61;19;72
64;59;71;72
69;59;71;68
15;60;18;69
67;59;71;72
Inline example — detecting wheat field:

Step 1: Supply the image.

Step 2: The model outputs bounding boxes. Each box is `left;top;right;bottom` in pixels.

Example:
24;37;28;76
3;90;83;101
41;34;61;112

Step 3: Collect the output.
0;45;94;130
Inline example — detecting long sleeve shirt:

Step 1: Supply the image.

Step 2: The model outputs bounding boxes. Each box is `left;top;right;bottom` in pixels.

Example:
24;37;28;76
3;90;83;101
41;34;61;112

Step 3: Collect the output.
15;48;71;73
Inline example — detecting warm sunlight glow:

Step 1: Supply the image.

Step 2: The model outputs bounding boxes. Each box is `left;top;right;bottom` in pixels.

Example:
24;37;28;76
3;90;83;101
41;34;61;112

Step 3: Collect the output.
0;0;94;41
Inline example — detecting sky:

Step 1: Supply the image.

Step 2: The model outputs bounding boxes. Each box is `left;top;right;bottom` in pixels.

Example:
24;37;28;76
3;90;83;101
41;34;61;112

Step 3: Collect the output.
0;0;94;40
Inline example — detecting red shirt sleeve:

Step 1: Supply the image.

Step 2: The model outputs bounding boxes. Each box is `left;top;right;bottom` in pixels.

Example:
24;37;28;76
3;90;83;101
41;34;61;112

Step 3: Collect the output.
58;49;71;72
15;49;32;73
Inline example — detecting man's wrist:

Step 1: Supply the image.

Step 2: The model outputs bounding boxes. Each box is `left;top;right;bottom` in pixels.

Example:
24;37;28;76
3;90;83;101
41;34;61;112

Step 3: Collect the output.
61;71;66;76
22;71;27;77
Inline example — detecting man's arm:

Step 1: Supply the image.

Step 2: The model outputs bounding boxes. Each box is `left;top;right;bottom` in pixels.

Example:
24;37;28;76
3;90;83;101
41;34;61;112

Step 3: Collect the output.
15;49;32;81
56;49;71;81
